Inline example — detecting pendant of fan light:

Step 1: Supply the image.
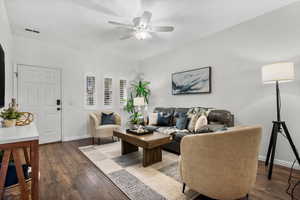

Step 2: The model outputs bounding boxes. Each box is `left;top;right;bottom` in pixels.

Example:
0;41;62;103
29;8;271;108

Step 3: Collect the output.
108;11;174;40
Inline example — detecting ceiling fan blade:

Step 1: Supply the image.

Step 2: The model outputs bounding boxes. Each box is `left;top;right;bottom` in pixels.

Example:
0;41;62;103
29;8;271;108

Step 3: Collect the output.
151;26;174;32
108;21;133;28
140;11;152;26
120;33;134;40
132;17;141;26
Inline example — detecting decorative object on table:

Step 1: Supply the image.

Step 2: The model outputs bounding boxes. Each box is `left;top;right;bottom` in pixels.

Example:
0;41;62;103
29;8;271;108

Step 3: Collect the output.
262;62;300;180
84;73;96;109
16;112;34;126
172;67;211;95
124;80;151;128
0;99;22;128
126;126;153;135
133;97;146;124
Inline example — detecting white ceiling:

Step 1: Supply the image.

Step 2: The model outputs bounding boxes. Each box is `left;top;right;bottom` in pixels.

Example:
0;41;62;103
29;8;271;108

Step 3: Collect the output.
5;0;299;60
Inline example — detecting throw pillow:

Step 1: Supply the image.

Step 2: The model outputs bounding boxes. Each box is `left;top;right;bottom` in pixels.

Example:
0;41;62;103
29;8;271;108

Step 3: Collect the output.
157;112;172;126
176;115;188;130
148;113;158;125
194;115;208;132
187;114;199;132
101;112;115;125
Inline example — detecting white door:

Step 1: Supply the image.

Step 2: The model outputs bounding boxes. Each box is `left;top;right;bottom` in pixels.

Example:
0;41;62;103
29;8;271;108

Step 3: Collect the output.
17;65;62;144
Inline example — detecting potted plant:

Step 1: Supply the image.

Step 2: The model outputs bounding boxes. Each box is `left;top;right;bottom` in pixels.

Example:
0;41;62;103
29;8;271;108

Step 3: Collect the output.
124;80;151;129
0;107;22;128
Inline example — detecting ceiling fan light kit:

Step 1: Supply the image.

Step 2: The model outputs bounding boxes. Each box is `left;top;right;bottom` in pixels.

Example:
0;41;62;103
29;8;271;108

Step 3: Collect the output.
108;11;174;41
135;31;151;40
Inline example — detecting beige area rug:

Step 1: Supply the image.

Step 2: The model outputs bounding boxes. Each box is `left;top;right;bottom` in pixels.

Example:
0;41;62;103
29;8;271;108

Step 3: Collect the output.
79;142;199;200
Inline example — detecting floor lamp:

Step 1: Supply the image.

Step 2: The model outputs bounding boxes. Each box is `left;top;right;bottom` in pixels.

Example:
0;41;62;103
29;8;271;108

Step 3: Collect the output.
262;62;300;180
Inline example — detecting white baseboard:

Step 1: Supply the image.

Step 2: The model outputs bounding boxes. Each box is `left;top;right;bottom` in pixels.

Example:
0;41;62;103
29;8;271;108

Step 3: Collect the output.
259;155;300;169
63;134;91;142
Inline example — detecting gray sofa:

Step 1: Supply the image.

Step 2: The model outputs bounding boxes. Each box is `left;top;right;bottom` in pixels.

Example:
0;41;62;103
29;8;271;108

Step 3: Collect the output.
146;107;234;154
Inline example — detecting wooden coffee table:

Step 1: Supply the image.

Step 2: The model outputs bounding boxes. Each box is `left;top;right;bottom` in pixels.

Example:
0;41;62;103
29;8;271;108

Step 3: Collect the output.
113;129;172;167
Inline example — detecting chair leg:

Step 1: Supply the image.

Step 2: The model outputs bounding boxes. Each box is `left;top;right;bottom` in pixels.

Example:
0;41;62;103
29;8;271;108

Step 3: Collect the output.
92;137;95;145
182;183;186;193
112;136;115;142
246;194;249;200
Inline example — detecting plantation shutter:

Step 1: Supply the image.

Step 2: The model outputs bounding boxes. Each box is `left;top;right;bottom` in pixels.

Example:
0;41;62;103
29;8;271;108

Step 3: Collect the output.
85;75;96;107
119;80;127;105
104;78;112;106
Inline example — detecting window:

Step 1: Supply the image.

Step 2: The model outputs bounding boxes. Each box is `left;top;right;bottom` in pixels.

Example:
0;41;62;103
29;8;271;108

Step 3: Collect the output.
104;77;112;106
120;79;127;105
85;74;96;108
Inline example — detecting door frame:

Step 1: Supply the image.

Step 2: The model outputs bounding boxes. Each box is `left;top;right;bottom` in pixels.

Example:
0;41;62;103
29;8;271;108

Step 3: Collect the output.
13;63;63;143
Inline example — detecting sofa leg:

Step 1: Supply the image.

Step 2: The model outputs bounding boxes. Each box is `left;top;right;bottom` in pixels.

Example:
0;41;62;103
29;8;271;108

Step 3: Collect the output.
182;183;186;193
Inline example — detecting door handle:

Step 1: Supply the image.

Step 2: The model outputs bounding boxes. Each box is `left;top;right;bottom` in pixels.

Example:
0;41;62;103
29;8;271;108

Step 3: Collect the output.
56;99;61;106
57;108;61;111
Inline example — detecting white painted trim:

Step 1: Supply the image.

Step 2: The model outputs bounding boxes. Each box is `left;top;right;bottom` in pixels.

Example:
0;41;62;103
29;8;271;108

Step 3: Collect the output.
259;155;300;169
62;134;91;142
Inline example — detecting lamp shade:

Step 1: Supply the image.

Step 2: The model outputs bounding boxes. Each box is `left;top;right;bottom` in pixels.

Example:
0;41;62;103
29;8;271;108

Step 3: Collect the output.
133;97;145;106
262;62;295;84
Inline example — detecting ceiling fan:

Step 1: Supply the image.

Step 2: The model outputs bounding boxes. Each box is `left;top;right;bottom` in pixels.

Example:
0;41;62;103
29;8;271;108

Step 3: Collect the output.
108;11;174;40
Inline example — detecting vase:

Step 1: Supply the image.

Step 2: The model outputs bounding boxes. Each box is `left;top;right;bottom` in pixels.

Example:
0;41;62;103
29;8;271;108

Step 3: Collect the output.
2;119;16;128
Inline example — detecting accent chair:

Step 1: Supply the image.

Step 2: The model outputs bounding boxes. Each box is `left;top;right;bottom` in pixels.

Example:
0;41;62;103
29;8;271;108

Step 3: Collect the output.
89;111;121;144
179;126;262;200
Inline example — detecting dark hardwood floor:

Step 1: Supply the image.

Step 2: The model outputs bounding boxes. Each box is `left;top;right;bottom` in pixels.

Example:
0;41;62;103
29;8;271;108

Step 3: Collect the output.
39;139;300;200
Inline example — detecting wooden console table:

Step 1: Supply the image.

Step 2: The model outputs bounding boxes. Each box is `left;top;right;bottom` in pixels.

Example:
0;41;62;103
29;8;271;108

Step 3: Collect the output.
0;124;39;200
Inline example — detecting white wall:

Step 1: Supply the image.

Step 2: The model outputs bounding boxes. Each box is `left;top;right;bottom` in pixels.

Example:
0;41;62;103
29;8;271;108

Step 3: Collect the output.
0;0;13;106
140;2;300;167
12;36;138;141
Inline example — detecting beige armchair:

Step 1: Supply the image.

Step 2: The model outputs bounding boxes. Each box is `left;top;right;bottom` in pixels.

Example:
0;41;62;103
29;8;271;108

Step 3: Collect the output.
89;111;121;144
179;126;262;200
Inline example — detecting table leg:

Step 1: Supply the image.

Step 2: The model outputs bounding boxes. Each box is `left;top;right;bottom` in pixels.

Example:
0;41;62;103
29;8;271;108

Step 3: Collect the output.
12;149;29;200
121;140;138;155
0;150;11;200
143;147;162;167
30;140;39;200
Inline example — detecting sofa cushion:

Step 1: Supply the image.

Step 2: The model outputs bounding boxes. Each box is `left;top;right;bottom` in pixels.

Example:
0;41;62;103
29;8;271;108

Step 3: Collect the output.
157;112;173;126
194;124;227;134
173;108;189;117
101;112;115;125
173;132;190;142
173;108;189;125
176;115;188;130
155;127;189;135
187;114;199;132
96;124;120;130
148;113;158;125
207;110;233;127
194;115;208;132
